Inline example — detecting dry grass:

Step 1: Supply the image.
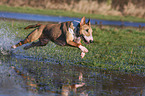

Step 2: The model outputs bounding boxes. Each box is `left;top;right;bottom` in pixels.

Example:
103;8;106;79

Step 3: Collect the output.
123;2;145;18
0;0;145;18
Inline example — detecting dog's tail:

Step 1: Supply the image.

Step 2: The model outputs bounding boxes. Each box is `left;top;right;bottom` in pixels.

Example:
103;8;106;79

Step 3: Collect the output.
24;24;42;29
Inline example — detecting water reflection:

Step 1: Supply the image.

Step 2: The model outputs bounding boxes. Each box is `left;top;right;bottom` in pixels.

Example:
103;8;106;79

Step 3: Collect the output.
1;56;145;96
12;66;86;96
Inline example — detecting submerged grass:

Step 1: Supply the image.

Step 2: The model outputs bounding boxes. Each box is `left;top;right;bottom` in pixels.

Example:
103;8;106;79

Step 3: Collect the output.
0;20;145;73
0;5;145;23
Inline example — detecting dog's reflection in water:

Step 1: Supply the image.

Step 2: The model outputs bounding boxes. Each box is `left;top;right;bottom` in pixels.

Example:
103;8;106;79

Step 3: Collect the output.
12;66;87;96
61;72;86;96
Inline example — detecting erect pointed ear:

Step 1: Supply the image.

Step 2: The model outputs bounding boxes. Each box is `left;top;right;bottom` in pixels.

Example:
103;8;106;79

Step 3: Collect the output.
80;16;85;26
87;19;91;26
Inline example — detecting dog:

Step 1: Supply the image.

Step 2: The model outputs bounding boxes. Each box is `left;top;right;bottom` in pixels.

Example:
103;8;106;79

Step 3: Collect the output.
11;17;93;58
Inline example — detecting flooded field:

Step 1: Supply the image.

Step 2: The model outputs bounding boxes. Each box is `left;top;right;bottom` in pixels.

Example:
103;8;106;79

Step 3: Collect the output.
1;12;145;27
0;19;145;96
1;54;145;96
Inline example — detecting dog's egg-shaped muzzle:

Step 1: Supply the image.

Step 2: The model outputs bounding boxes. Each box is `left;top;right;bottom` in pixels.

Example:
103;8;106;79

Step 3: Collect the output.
81;29;93;43
83;35;93;43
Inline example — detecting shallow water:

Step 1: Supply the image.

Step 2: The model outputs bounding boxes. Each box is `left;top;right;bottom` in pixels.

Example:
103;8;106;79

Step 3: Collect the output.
0;36;145;96
1;55;145;96
0;11;145;27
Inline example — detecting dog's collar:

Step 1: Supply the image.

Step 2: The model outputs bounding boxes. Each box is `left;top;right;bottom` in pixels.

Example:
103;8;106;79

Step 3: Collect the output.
73;20;80;28
72;20;81;37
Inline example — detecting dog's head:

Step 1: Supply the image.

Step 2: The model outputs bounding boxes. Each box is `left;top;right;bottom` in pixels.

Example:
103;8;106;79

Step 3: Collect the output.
75;17;93;44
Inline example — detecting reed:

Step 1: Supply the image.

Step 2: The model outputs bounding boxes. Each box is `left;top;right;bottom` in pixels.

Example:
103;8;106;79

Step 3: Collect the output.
0;0;145;18
0;5;145;23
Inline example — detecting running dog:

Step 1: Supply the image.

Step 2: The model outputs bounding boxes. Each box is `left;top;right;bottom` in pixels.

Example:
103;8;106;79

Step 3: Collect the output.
11;17;93;58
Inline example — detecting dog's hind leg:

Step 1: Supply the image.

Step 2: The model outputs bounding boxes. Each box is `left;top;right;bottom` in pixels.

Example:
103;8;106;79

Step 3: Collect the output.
11;38;30;49
11;25;46;49
23;39;49;50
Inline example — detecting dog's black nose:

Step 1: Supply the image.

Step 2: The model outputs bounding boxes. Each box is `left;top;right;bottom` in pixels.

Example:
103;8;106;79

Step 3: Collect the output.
90;40;94;43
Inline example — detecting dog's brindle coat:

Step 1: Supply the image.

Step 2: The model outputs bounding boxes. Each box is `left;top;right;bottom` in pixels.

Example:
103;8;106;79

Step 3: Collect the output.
11;17;93;58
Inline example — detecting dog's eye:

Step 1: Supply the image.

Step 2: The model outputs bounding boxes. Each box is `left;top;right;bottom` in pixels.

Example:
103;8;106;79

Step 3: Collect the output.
86;29;89;32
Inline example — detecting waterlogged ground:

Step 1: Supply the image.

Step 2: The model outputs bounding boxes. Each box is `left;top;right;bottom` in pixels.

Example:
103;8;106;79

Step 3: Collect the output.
1;56;145;96
0;20;145;96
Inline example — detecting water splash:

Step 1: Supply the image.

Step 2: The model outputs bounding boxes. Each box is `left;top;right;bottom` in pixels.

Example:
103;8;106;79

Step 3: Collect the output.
0;24;16;55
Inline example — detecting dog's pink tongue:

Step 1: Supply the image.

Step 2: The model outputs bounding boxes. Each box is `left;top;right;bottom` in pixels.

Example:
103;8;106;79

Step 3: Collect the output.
81;52;85;58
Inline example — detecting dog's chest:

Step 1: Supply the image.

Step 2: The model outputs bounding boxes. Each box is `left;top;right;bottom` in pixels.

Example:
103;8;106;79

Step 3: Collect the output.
68;22;80;43
68;27;75;39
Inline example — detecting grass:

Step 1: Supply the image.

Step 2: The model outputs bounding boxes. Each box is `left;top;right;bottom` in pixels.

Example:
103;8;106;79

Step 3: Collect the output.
0;20;145;73
0;5;145;23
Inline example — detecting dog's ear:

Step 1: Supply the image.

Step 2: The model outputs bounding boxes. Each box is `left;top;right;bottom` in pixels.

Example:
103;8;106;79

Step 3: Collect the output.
80;16;85;26
87;19;91;26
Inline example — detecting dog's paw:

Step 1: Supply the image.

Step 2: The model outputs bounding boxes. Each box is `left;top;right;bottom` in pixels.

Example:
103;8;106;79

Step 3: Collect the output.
11;45;16;49
79;45;88;53
81;52;85;58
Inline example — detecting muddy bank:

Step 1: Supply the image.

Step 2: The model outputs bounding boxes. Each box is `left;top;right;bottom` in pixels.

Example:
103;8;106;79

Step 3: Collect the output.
0;0;145;18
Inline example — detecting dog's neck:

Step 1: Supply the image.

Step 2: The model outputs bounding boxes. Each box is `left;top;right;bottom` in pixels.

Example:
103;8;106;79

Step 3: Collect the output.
72;20;80;37
68;20;81;43
73;20;80;28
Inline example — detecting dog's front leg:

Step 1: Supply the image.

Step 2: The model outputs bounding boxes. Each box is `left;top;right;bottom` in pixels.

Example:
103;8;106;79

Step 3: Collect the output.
78;45;88;53
67;41;88;58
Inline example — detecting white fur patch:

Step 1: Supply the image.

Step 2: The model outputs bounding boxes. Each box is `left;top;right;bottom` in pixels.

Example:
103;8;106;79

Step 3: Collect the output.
68;27;75;40
81;52;85;58
84;35;93;43
11;45;16;49
78;45;88;53
69;27;74;34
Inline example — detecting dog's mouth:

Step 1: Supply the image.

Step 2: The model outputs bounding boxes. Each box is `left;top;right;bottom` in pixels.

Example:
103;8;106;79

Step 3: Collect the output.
81;35;90;44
